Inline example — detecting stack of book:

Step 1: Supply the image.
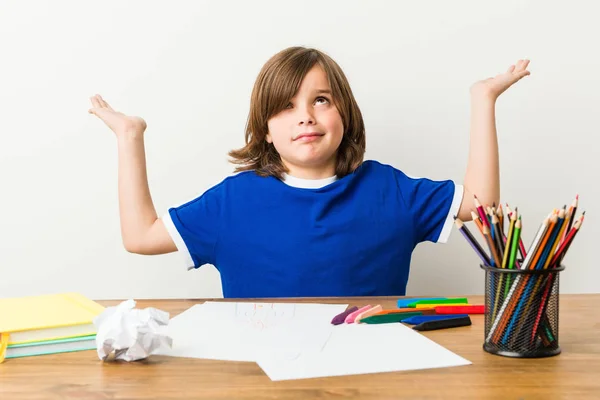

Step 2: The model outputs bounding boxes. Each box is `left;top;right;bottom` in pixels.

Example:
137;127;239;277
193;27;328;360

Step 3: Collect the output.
0;292;104;361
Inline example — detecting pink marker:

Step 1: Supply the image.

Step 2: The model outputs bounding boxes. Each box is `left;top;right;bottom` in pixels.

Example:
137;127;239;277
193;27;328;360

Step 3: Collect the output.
345;305;372;324
354;305;383;323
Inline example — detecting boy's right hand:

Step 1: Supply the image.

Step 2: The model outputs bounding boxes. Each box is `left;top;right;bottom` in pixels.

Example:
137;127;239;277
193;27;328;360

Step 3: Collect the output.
89;94;147;139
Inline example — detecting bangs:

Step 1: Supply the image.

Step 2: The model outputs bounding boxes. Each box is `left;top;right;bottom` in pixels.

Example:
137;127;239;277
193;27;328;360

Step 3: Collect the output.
263;51;321;119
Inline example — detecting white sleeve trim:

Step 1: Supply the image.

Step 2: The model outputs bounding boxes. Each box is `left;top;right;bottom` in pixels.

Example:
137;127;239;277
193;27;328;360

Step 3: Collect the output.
436;184;464;244
162;212;195;270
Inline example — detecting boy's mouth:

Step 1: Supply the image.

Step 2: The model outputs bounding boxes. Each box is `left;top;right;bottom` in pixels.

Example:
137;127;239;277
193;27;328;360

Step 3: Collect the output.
294;132;324;141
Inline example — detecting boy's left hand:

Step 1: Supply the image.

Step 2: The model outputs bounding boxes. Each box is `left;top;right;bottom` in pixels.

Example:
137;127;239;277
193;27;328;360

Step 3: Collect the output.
471;59;530;101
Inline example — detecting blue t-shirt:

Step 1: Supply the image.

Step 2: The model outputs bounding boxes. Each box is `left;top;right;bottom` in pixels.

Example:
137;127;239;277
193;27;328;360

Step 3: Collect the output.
163;160;463;298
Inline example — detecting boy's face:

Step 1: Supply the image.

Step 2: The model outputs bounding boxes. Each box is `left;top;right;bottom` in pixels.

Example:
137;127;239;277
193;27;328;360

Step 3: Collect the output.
266;65;344;178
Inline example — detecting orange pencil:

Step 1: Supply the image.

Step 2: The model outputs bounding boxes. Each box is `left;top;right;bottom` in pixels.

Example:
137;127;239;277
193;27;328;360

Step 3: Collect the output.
471;211;484;237
525;211;558;270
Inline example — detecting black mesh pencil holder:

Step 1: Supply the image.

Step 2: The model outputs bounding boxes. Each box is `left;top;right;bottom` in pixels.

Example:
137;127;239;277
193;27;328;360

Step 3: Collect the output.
481;264;565;358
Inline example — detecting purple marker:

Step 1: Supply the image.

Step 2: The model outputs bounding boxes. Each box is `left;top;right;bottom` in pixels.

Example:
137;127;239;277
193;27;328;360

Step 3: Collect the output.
331;306;359;325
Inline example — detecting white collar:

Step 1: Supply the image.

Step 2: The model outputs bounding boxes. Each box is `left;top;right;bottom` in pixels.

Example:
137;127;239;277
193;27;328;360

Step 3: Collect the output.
281;173;338;189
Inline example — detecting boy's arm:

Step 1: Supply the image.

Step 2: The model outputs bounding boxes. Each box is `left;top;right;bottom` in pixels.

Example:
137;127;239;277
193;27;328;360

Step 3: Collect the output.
89;95;176;255
457;60;531;221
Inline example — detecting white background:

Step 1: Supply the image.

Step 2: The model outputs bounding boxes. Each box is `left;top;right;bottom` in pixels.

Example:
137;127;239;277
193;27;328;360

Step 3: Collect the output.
1;0;597;300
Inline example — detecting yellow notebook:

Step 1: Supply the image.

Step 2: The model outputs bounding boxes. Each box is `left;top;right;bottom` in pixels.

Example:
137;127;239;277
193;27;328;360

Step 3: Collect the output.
0;292;104;353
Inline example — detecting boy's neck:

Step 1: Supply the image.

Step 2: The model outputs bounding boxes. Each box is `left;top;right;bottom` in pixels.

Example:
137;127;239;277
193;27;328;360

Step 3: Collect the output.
283;163;337;180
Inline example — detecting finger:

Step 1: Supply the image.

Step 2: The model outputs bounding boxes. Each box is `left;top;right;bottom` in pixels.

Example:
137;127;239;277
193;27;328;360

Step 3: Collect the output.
97;95;114;111
511;60;521;73
90;95;101;109
508;70;530;85
88;107;101;116
88;107;110;119
515;59;529;73
96;94;108;108
507;65;516;73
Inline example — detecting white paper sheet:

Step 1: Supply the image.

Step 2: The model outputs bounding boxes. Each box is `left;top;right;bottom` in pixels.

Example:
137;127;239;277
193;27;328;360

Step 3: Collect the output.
255;322;472;381
157;301;347;362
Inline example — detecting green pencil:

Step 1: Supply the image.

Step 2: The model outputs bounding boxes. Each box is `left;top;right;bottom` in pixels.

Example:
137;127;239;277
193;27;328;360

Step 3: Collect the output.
501;208;518;269
508;217;522;269
504;217;522;296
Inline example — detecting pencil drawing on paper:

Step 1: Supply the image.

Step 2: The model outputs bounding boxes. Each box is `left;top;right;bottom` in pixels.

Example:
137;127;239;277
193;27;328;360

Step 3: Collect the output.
235;303;296;330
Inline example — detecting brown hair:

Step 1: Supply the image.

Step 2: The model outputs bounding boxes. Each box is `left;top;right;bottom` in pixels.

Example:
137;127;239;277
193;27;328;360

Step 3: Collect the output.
228;46;366;179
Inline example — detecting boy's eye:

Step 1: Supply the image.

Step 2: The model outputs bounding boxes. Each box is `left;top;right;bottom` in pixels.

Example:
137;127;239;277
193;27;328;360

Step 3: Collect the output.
284;96;329;110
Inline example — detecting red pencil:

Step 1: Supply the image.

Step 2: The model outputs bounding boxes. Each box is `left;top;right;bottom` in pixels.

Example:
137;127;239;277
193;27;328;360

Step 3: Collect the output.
474;195;491;229
560;194;578;245
549;213;585;268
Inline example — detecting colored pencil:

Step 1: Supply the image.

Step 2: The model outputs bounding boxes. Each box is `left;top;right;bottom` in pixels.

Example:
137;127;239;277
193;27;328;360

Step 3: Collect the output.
503;217;522;295
505;203;526;260
471;211;484;237
549;212;585;268
536;207;566;270
454;217;490;266
508;217;522;270
501;208;518;269
491;213;504;261
489;206;496;241
483;225;502;267
561;195;578;245
474;195;491;229
497;204;505;233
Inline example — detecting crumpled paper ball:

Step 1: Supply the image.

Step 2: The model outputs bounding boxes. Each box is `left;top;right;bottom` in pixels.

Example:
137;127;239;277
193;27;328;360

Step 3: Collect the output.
93;299;173;361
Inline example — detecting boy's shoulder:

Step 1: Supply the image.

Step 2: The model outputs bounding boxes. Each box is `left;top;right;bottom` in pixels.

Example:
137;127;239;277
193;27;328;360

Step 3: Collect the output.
358;159;411;180
171;170;262;209
204;169;284;196
361;159;445;184
217;169;260;184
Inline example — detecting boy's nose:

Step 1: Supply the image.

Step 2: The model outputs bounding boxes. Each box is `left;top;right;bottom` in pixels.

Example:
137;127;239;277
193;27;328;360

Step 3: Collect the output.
298;118;315;125
297;110;315;125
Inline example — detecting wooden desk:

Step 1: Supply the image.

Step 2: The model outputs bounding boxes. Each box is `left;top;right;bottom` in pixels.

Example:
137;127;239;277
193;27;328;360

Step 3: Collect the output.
1;294;598;399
